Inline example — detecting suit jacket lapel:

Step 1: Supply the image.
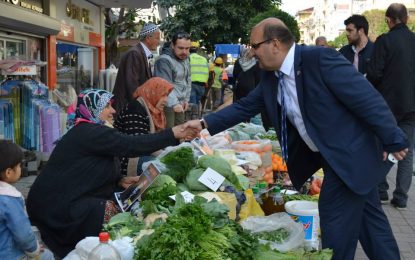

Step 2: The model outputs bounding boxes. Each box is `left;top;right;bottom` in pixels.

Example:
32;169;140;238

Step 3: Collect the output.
137;43;152;78
294;44;306;120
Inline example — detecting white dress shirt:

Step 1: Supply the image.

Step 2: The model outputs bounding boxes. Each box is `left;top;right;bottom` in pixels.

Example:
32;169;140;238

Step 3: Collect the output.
140;42;153;73
276;44;319;152
140;42;153;60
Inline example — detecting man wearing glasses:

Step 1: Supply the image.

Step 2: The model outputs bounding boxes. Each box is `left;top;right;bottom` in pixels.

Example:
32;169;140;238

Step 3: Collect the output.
185;17;407;259
154;32;192;127
367;3;415;210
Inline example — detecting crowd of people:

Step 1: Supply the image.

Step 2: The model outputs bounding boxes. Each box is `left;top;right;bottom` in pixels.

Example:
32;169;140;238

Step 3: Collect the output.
1;2;414;260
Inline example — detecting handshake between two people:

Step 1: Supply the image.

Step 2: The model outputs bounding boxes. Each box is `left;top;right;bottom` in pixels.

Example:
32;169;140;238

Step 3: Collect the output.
171;119;205;142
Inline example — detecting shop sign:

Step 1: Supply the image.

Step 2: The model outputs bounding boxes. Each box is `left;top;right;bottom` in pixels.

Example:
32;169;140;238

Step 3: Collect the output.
3;65;37;75
66;0;92;25
1;0;44;13
89;32;102;47
57;23;75;42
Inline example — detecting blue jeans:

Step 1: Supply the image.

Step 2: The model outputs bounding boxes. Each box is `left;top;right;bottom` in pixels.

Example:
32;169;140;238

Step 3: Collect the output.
190;82;205;105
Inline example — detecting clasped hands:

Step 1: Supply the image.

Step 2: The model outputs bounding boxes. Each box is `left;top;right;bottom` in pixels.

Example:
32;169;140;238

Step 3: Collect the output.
172;119;204;141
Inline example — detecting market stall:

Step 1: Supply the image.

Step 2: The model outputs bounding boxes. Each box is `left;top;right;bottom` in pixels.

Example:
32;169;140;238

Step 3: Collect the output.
64;123;329;260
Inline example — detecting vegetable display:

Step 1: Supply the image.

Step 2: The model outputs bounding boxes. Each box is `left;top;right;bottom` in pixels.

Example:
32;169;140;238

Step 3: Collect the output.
161;147;196;183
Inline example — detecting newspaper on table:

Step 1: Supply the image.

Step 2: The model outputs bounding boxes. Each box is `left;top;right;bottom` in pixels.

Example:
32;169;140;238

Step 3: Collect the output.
114;162;160;212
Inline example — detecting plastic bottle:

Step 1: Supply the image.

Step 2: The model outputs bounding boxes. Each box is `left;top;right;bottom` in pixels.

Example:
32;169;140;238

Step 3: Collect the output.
258;182;268;198
271;186;284;206
262;186;285;215
252;186;263;205
88;232;121;260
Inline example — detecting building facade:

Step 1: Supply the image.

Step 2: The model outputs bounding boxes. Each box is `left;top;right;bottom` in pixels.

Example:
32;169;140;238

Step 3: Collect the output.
296;0;415;45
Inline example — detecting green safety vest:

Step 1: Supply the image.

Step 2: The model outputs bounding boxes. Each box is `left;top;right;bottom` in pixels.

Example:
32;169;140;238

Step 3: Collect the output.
190;53;209;83
212;66;224;89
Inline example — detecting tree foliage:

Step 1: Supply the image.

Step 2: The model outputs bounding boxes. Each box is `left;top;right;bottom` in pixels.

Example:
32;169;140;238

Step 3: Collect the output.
331;9;415;49
247;7;300;43
104;8;142;67
362;9;388;41
156;0;282;52
329;31;347;49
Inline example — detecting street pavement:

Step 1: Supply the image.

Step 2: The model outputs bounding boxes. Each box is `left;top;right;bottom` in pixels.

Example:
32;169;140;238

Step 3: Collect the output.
14;161;415;259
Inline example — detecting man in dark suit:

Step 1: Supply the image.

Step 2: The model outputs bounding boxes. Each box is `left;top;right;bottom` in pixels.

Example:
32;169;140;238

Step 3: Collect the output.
112;23;160;113
367;3;415;209
185;17;407;259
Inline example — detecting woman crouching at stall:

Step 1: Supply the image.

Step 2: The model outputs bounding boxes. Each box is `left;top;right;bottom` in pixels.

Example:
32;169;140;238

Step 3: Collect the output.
26;89;197;258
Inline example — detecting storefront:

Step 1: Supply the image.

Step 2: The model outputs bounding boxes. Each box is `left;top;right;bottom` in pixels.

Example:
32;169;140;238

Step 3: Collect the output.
0;0;104;153
55;0;105;93
0;0;60;84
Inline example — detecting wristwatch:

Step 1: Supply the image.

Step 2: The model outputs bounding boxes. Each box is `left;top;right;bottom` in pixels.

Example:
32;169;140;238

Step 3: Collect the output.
199;119;206;129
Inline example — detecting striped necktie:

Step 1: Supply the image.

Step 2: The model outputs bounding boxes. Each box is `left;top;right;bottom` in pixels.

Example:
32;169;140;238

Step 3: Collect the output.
278;71;288;164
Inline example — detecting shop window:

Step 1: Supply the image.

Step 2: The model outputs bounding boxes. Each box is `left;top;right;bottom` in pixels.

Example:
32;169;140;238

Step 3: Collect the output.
56;42;98;94
6;39;25;59
0;35;46;83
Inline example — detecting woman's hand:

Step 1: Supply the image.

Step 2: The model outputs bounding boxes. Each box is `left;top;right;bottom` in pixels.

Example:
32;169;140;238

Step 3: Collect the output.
118;176;140;189
172;123;199;141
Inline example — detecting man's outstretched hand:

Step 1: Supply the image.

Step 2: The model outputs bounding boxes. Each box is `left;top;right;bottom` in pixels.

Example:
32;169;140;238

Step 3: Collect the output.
172;120;202;141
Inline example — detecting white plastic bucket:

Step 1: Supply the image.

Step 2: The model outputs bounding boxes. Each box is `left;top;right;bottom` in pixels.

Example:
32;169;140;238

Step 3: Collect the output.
285;200;320;249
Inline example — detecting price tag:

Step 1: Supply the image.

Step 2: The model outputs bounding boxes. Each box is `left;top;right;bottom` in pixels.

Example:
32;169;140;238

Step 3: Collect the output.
169;191;195;203
198;167;225;191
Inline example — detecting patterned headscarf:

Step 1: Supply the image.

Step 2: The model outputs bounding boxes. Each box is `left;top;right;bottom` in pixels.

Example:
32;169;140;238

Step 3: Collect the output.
75;89;114;126
133;77;173;131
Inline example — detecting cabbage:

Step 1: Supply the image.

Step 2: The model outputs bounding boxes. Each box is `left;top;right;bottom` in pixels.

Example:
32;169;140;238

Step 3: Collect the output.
150;174;176;190
184;168;210;191
198;155;242;190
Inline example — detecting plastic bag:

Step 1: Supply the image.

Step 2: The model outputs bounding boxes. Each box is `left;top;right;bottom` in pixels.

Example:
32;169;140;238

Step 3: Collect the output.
239;189;264;221
227;129;251;141
240;213;304;252
238;123;266;139
200;129;232;149
141;159;167;174
156;142;195;160
63;236;134;260
111;237;134;260
236;151;262;168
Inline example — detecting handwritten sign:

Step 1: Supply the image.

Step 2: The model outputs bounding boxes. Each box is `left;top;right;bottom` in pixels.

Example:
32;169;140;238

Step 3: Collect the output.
198;167;225;191
169;191;195;203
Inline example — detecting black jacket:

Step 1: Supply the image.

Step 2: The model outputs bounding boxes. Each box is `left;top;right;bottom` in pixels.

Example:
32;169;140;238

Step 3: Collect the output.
339;40;374;75
27;123;178;257
367;23;415;116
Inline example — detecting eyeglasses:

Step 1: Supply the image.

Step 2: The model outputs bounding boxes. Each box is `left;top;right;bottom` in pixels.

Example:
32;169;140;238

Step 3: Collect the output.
251;39;273;50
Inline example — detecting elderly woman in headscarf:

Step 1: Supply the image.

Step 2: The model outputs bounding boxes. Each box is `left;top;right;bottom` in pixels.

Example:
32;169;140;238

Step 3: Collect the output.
114;77;174;175
26;89;196;258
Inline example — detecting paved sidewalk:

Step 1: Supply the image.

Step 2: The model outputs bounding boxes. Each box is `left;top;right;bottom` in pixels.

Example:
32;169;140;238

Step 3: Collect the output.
14;163;415;259
355;165;415;260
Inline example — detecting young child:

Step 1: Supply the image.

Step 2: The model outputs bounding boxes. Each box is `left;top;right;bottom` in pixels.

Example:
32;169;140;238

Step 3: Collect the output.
0;140;53;260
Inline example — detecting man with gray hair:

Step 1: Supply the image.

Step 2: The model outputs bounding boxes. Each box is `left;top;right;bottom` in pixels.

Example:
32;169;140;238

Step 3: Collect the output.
112;23;161;113
315;36;329;47
367;3;415;209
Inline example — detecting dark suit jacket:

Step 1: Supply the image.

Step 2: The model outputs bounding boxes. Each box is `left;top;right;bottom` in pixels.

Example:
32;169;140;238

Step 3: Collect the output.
205;44;407;195
113;43;152;113
339;40;374;75
367;23;415;116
